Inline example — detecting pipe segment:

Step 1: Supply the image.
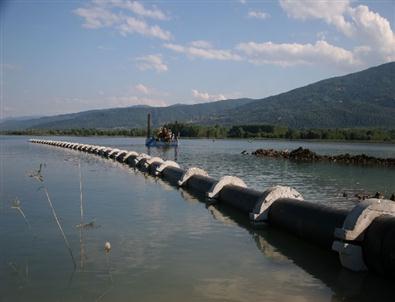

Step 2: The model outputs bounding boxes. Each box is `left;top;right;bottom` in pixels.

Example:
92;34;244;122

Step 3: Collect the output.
148;161;163;176
115;151;128;162
219;186;264;214
186;175;217;195
136;158;151;172
161;166;185;186
125;154;139;166
269;198;349;249
362;215;395;277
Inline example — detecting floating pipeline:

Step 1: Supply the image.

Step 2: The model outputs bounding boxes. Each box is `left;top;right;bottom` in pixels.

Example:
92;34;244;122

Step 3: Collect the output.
29;139;395;278
252;147;395;167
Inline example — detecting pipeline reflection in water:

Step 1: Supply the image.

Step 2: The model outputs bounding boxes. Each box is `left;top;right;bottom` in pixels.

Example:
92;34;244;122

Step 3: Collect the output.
176;186;395;302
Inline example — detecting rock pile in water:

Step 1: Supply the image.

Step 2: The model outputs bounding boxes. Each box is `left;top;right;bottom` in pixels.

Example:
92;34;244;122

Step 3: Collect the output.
252;147;395;167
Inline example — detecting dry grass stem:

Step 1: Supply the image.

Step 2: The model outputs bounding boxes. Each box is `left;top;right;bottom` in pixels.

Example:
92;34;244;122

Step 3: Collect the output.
11;198;31;229
43;187;77;269
79;161;85;270
29;163;77;269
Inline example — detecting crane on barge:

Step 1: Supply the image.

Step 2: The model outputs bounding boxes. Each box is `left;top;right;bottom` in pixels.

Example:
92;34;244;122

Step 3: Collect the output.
145;113;179;147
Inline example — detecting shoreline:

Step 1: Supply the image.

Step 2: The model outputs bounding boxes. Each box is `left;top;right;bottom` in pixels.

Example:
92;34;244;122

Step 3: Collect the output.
1;133;394;145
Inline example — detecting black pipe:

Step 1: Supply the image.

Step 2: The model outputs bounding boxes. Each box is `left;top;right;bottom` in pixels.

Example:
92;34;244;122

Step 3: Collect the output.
161;166;184;185
219;186;263;213
137;158;151;172
109;152;119;159
148;161;162;176
125;155;138;167
363;215;395;277
116;153;127;162
186;175;217;195
268;198;348;249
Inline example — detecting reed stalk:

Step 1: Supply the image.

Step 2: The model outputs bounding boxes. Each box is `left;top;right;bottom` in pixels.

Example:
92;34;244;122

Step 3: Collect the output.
79;161;85;270
43;186;77;269
29;163;77;269
11;198;31;229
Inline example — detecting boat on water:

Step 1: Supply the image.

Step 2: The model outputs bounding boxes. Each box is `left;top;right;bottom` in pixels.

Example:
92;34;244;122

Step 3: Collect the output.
145;113;179;147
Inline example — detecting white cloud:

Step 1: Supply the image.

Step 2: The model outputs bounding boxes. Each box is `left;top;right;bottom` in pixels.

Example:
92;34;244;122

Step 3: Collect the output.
239;0;247;4
74;6;119;29
92;0;169;20
118;16;172;40
189;40;212;49
248;10;270;20
136;54;168;72
279;0;395;63
164;43;242;61
134;83;150;94
74;1;172;40
192;89;226;102
237;40;358;67
119;1;169;20
349;5;395;61
165;39;359;68
108;96;167;107
279;0;353;36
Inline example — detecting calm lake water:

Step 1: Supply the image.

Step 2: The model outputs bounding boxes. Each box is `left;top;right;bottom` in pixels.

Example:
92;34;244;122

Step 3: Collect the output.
1;136;394;302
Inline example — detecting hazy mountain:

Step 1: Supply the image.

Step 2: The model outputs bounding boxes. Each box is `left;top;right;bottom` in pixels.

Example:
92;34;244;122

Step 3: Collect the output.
1;62;394;131
0;98;253;130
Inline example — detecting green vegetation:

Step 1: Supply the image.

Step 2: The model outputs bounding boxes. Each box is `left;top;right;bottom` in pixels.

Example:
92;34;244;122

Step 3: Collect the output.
166;123;395;142
3;124;395;142
3;128;147;137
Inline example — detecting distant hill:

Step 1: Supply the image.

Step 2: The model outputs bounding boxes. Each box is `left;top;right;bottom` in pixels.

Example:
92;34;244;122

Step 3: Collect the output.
1;62;394;130
211;62;395;128
0;98;253;130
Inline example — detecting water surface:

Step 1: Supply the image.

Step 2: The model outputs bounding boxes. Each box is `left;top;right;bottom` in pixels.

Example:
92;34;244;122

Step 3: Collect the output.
1;136;394;302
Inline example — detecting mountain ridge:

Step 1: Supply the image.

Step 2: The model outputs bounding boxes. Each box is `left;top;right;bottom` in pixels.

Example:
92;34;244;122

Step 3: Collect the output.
1;62;394;130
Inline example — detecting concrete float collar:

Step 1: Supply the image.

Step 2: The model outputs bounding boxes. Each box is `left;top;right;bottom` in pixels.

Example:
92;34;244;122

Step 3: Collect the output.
134;153;151;165
178;167;208;187
144;157;164;168
115;150;128;159
123;151;139;162
207;176;247;199
155;160;180;175
108;148;120;157
250;186;304;223
332;198;395;272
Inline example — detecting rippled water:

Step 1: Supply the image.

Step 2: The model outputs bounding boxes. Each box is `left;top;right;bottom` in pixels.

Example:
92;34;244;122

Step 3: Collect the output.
32;136;394;208
1;136;394;302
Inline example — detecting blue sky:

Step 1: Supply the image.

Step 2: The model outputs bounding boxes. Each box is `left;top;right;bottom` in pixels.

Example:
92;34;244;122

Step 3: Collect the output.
1;0;394;118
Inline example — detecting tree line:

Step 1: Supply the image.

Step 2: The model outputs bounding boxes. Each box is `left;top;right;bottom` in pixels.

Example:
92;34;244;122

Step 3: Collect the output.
2;123;395;142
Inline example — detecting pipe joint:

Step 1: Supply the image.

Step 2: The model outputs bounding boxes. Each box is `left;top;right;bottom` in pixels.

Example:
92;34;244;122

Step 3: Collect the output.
249;186;303;223
332;198;395;272
155;160;180;176
207;176;247;199
178;167;208;187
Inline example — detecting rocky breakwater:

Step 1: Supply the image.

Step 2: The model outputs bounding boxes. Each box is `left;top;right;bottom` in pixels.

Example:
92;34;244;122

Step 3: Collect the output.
252;147;395;167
